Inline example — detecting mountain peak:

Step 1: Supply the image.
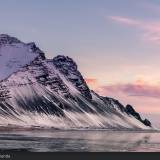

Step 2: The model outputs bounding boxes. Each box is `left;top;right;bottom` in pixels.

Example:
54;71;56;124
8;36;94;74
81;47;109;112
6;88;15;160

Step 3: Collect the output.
53;55;78;70
0;34;45;81
53;55;92;99
0;35;152;129
0;34;21;45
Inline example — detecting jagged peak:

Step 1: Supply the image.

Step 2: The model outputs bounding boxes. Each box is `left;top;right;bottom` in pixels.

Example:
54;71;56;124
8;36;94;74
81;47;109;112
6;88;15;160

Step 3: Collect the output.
126;104;152;127
53;55;76;63
27;42;36;47
53;55;92;100
53;55;78;70
27;42;46;59
0;34;46;60
0;34;21;45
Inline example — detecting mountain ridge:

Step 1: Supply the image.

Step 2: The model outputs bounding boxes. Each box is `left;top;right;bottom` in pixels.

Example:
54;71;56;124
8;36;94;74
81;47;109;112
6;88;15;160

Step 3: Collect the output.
0;34;152;129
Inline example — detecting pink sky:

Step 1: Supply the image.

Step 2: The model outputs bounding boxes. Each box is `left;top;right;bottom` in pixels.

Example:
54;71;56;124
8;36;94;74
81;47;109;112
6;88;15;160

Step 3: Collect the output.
1;0;160;124
85;78;160;114
108;15;160;44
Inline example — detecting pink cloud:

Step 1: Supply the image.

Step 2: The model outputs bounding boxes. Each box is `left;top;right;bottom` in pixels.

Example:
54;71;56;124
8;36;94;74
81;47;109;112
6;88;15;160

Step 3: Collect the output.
85;78;99;90
108;15;160;44
98;83;160;99
109;16;140;26
95;82;160;114
85;78;98;84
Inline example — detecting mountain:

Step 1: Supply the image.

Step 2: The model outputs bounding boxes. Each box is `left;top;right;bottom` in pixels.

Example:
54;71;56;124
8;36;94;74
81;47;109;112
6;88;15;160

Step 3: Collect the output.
0;34;152;130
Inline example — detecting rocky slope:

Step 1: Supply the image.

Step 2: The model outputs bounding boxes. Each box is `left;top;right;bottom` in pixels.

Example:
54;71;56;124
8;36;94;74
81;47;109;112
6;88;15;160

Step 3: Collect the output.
0;34;151;129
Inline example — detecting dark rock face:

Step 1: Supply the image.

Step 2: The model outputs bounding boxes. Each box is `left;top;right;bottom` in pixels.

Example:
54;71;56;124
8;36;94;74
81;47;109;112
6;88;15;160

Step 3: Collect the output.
0;84;10;101
27;42;46;60
108;98;126;112
143;119;152;127
53;55;92;100
126;105;141;121
126;104;152;127
28;58;72;99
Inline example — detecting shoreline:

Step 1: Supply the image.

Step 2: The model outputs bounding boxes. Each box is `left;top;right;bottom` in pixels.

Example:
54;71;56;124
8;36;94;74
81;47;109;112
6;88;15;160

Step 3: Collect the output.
0;126;158;133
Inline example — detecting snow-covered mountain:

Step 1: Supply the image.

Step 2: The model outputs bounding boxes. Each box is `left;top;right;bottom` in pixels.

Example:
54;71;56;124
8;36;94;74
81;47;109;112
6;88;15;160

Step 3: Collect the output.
0;34;152;130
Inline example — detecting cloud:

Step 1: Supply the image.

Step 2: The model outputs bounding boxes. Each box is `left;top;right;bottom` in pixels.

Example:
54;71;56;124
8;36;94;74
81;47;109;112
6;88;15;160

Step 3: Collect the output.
85;78;160;114
98;82;160;99
109;16;140;26
85;77;160;99
85;78;98;84
85;78;99;90
96;81;160;114
108;16;160;44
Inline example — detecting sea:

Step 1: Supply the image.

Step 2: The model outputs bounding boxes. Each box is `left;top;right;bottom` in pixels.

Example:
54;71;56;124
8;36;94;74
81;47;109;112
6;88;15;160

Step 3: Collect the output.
0;129;159;152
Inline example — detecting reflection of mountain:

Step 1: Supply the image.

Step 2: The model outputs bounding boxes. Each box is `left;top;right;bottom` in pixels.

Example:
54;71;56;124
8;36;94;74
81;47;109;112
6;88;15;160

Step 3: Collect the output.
0;34;151;129
76;131;152;152
0;130;156;152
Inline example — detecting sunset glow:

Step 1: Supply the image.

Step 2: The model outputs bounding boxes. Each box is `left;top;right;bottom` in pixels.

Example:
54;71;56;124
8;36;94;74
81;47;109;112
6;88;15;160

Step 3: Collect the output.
0;0;160;126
